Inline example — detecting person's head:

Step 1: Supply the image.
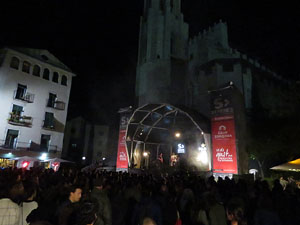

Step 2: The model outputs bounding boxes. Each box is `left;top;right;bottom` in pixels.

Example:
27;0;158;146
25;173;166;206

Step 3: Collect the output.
69;185;82;203
22;180;37;201
226;203;247;225
10;181;24;203
142;217;157;225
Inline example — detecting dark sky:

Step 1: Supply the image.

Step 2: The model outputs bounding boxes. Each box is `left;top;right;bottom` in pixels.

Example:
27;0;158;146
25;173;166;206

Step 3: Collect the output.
1;0;299;126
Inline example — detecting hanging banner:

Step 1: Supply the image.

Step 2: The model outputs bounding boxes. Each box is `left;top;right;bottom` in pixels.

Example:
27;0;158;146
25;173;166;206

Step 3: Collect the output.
211;116;238;174
210;86;238;174
116;107;132;172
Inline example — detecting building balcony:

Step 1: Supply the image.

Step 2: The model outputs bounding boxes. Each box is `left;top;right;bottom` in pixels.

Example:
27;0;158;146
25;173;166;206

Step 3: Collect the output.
47;100;66;110
54;101;66;110
14;90;35;103
8;113;32;127
0;139;60;153
42;122;55;131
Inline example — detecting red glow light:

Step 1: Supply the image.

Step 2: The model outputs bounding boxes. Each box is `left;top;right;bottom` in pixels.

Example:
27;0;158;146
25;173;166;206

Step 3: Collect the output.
22;161;29;168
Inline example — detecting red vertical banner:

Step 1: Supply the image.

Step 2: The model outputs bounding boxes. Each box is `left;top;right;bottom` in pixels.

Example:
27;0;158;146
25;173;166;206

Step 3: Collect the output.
116;108;132;172
116;129;128;171
211;116;238;174
210;86;239;174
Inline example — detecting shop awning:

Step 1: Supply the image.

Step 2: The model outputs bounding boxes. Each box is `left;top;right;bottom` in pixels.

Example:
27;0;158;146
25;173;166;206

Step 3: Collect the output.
270;158;300;172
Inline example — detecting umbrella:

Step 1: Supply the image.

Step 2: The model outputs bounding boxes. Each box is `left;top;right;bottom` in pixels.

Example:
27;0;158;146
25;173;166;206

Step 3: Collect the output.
270;158;300;172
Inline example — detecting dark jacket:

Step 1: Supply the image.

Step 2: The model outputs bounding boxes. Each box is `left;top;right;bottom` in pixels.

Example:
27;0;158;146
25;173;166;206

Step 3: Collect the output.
56;199;80;225
90;187;112;225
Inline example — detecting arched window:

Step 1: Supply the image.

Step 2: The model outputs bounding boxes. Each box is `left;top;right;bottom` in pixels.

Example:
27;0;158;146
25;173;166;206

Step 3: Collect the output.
43;68;50;80
32;65;40;77
52;72;59;83
10;57;20;69
61;75;67;86
22;61;31;73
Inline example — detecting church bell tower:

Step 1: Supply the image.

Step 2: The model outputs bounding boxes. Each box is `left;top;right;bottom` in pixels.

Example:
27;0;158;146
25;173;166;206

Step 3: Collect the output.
136;0;189;106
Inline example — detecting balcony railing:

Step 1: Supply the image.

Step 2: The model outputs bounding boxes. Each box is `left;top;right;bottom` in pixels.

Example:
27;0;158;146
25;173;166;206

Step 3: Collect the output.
54;101;65;110
42;122;55;130
0;139;61;152
14;90;35;103
8;113;32;127
47;100;65;110
0;139;31;150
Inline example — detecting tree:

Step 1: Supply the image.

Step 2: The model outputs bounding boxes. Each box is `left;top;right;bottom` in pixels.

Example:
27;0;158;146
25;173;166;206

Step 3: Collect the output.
247;116;300;178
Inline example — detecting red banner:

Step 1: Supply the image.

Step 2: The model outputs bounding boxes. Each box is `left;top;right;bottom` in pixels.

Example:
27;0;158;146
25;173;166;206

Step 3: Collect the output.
116;129;128;171
212;117;238;174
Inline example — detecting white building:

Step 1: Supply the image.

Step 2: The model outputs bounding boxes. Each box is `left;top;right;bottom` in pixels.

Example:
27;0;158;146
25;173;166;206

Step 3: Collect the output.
0;47;75;162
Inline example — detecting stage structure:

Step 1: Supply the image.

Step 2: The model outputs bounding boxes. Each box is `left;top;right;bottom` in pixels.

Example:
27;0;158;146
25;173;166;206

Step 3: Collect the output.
125;104;211;171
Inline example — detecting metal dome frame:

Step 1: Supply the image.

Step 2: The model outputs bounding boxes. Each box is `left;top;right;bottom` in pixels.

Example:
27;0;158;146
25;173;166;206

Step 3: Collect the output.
125;103;211;169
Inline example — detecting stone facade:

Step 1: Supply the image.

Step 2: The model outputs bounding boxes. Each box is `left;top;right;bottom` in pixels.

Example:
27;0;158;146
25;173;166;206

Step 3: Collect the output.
135;0;297;174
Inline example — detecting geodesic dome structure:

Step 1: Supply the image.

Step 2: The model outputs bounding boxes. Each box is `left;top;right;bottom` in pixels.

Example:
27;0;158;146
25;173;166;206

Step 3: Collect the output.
125;103;211;169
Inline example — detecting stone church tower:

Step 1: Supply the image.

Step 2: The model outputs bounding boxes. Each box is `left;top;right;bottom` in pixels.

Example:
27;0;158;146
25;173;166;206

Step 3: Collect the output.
136;0;189;106
135;0;254;118
134;0;296;175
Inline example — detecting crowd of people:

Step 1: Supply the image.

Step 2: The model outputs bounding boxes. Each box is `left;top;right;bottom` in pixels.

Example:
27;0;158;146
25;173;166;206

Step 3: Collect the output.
0;166;300;225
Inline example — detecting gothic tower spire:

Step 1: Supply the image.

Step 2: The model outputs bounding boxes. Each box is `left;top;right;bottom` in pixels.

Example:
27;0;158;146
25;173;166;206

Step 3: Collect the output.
136;0;189;106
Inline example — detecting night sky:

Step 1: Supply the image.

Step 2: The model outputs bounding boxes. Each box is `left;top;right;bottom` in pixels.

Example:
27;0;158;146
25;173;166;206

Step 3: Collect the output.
1;0;299;126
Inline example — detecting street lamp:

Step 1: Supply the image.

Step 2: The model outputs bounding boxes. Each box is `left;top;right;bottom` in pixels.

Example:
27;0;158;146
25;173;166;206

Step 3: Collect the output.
175;132;181;138
39;153;47;161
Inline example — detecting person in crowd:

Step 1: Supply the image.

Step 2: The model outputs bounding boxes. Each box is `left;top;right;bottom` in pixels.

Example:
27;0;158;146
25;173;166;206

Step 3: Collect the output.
131;183;162;225
155;183;177;225
56;184;82;225
142;217;157;225
226;203;247;225
0;178;21;225
72;201;98;225
253;194;281;225
279;177;288;190
20;180;38;225
1;165;300;225
203;192;227;225
90;178;112;225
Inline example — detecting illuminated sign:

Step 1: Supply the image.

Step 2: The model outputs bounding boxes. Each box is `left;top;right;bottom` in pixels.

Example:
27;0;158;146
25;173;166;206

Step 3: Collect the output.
177;143;185;154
